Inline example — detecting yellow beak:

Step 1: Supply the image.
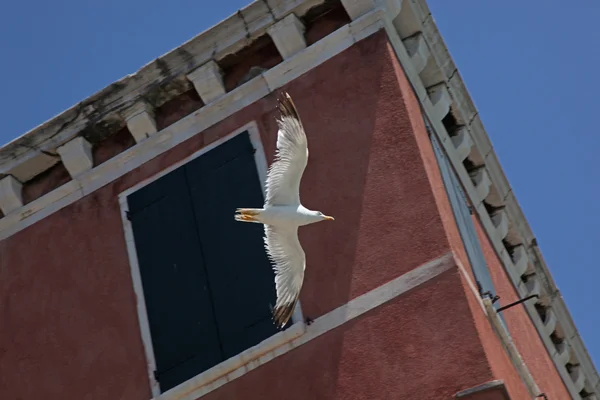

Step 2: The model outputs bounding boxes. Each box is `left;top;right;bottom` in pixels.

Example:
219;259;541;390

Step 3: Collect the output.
324;215;335;221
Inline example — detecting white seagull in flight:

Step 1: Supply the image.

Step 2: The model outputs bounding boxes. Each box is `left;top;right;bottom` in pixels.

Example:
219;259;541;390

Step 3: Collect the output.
234;92;334;329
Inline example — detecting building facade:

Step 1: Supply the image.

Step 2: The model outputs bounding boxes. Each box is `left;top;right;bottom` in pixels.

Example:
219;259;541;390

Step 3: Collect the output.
0;1;597;399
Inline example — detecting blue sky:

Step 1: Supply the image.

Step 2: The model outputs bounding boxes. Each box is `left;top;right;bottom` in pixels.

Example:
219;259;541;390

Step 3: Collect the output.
1;0;598;366
428;0;600;366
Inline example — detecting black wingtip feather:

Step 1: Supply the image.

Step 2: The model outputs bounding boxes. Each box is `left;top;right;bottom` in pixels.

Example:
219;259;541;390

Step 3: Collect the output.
272;300;297;330
277;91;300;121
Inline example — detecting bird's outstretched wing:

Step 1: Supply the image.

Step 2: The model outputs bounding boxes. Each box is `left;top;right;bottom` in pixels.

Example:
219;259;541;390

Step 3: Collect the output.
264;224;305;329
264;92;309;206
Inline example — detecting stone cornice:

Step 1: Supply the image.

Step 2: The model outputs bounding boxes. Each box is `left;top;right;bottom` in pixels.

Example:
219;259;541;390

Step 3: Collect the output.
0;0;327;181
395;0;599;397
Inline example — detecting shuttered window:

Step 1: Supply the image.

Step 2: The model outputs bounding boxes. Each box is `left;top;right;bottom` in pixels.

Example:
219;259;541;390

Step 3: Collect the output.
428;130;499;307
127;132;283;392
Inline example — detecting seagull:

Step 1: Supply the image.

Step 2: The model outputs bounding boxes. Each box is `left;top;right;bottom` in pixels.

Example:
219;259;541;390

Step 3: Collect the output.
234;92;334;329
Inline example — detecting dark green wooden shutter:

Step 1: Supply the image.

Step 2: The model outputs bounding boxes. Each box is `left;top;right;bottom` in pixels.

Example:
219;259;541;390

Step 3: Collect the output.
185;132;280;360
128;132;284;392
127;168;223;392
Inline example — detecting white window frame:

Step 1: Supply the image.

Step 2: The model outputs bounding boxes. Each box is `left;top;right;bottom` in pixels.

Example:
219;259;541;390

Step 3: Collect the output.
118;121;305;398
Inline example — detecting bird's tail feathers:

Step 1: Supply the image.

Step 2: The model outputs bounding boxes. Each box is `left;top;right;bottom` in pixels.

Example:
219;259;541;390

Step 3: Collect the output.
234;208;263;223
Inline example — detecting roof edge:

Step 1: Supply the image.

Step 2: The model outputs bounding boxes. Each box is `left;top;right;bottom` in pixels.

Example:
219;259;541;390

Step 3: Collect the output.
393;0;599;396
0;0;326;175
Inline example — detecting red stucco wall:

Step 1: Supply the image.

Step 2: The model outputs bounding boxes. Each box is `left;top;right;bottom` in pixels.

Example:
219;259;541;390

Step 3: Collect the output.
388;38;532;399
203;268;494;400
472;217;572;398
0;26;558;400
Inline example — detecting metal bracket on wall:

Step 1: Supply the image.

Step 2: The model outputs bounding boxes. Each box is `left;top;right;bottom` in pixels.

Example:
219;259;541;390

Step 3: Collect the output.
496;294;539;313
482;291;500;304
477;281;500;304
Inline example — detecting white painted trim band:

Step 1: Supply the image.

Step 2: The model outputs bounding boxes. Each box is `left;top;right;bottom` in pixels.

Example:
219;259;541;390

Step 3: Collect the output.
156;251;456;400
0;0;329;172
0;8;384;242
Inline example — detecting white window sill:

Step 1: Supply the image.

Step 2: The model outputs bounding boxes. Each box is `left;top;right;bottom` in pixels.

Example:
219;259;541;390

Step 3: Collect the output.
154;321;306;400
152;252;457;399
